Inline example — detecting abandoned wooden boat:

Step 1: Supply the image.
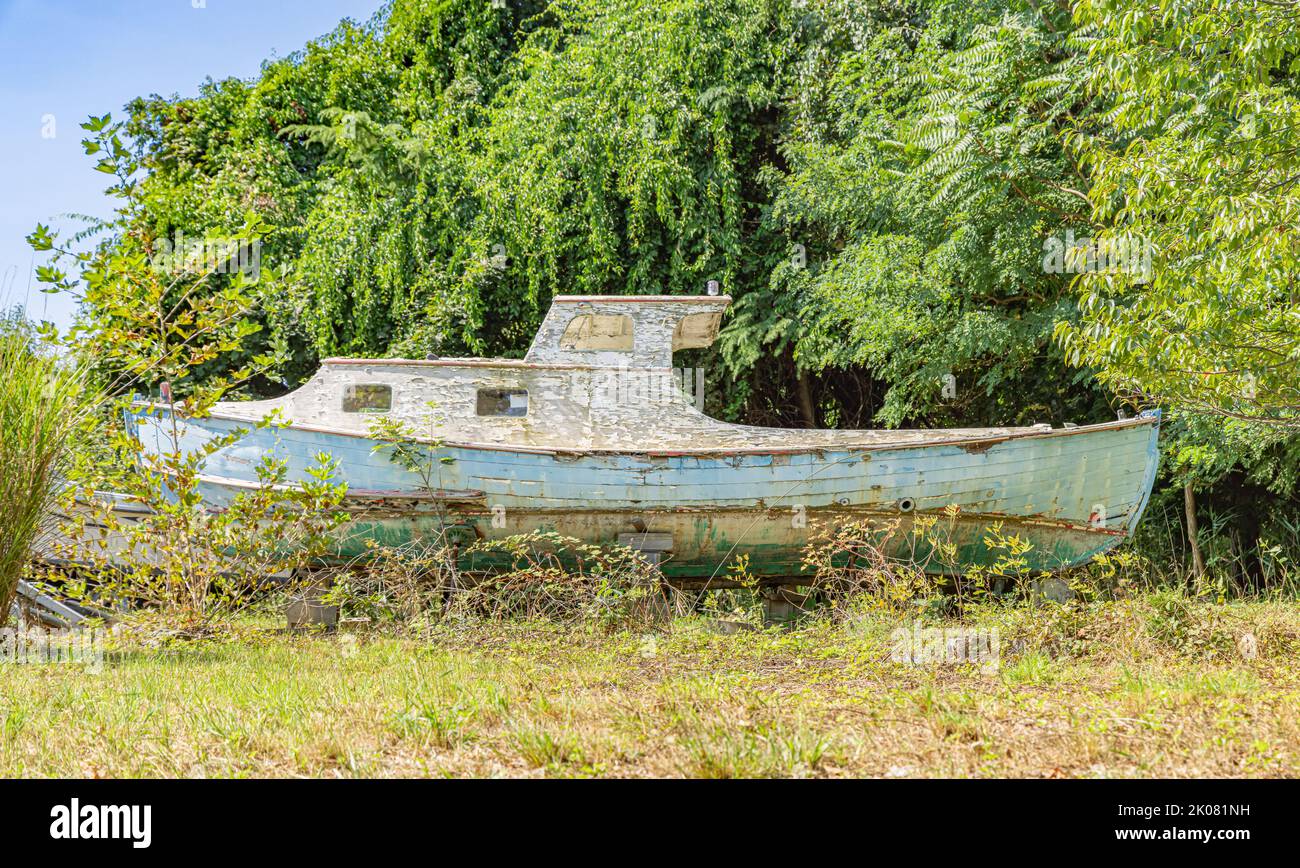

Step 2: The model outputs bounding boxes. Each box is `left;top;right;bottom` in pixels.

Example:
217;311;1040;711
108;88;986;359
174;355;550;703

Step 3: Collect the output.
128;295;1160;579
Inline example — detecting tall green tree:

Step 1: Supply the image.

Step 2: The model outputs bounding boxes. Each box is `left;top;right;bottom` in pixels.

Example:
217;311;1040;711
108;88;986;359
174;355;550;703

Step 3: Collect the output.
760;1;1109;428
1049;1;1300;585
1058;0;1300;426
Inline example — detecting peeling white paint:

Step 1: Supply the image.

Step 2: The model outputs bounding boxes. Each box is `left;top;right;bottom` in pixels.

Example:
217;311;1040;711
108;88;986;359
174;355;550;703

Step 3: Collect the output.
210;295;1034;452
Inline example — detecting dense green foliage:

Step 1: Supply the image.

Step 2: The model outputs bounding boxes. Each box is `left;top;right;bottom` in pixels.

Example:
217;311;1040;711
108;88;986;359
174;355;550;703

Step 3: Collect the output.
770;1;1100;428
34;0;1300;588
1060;0;1300;426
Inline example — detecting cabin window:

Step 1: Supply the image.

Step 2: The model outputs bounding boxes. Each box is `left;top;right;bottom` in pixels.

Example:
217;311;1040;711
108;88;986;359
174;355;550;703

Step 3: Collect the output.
477;388;529;417
672;312;722;351
342;384;393;413
559;314;633;351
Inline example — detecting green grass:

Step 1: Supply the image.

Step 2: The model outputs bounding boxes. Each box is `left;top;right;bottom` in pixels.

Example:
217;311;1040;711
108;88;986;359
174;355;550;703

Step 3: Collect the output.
2;595;1298;778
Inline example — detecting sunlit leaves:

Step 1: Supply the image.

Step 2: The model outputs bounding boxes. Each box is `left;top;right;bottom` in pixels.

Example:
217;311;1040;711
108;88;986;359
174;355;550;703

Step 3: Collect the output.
1060;0;1300;426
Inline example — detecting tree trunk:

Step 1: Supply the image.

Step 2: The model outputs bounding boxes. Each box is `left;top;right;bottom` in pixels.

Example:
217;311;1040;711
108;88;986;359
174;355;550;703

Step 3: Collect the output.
796;370;818;428
1184;482;1206;582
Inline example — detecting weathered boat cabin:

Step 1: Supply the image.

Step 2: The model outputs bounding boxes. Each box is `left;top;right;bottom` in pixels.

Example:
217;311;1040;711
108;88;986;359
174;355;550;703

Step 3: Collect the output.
131;294;1160;578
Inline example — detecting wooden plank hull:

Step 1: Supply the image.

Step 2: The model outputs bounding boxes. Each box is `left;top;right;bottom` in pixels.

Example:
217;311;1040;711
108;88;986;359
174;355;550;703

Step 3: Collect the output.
131;408;1160;576
334;507;1131;579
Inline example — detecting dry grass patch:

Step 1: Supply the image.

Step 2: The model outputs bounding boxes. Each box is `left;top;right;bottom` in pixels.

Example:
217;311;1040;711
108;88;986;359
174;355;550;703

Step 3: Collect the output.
1;597;1298;777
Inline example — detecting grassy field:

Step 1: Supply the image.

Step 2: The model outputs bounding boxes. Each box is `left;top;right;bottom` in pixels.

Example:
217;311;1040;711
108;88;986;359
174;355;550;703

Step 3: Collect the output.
4;592;1299;779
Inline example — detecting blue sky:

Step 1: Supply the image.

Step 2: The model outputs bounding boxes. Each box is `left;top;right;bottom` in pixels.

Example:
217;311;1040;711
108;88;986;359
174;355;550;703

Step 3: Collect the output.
0;0;385;327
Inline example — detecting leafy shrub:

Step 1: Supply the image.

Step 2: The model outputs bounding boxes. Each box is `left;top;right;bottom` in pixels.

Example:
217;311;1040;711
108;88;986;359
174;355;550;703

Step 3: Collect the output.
1142;589;1235;658
51;443;349;634
0;327;94;627
332;530;679;630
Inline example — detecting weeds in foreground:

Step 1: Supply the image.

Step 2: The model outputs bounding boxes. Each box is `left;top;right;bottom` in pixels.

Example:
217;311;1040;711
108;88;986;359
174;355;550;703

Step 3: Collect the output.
511;727;586;770
47;447;349;635
680;726;834;779
0;326;95;628
331;531;685;632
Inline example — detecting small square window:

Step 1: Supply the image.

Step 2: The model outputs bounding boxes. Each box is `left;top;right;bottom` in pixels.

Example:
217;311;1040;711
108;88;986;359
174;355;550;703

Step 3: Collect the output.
477;388;528;417
342;384;392;413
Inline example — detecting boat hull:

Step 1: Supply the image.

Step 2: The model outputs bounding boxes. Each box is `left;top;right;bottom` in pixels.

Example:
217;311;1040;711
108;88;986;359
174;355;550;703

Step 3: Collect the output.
335;505;1130;580
131;408;1160;577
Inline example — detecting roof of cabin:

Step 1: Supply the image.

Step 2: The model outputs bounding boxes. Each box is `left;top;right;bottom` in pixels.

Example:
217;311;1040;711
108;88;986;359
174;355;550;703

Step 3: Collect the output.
522;294;730;367
206;294;1138;453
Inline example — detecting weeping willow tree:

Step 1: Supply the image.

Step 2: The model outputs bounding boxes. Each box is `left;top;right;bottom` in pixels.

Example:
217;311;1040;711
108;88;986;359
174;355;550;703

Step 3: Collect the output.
88;0;800;419
111;0;784;367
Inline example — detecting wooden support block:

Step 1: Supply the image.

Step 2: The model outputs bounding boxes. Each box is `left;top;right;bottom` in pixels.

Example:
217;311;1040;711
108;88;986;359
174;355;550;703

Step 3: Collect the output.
285;575;338;631
617;532;674;553
761;585;808;625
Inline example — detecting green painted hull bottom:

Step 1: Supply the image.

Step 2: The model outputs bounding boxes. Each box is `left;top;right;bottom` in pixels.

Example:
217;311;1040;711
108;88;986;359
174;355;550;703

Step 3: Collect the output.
326;507;1124;578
